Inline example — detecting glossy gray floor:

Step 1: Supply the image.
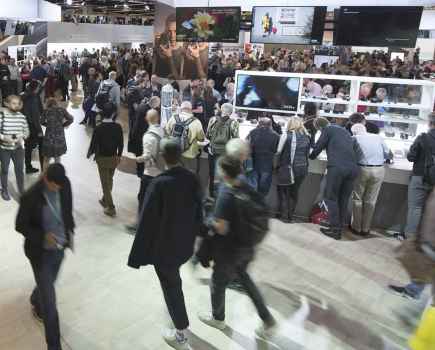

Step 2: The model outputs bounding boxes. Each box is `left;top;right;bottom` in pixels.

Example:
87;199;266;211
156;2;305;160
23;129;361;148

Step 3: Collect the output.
0;105;427;350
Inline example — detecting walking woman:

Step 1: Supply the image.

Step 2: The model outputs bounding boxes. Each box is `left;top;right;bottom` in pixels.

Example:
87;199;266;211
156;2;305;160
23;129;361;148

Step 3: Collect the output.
40;98;74;170
276;116;310;222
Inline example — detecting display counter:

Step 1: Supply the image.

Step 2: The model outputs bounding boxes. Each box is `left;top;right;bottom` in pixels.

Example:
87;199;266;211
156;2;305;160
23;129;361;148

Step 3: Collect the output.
238;120;412;233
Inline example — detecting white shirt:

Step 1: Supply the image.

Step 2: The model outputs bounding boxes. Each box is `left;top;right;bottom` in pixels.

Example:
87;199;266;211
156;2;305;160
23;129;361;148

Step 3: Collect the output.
354;133;392;166
137;124;164;177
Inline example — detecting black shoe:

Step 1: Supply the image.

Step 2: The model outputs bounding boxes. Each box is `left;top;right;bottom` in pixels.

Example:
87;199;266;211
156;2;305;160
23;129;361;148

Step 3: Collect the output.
31;306;43;323
319;219;330;228
320;227;342;240
125;224;137;235
1;190;11;201
393;233;407;241
26;167;39;174
388;285;419;300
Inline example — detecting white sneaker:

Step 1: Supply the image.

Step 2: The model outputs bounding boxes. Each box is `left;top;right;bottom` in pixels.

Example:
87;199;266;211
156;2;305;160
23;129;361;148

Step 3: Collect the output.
162;329;192;350
255;322;278;340
198;312;227;330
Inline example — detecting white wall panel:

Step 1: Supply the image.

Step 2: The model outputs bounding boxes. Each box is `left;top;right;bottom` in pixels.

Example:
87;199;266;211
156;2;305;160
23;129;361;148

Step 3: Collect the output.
47;22;153;43
0;0;38;20
38;0;61;21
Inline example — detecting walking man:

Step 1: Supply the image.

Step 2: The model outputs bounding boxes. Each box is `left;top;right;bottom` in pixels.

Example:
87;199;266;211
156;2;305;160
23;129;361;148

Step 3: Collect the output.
16;163;75;350
128;139;203;350
87;102;124;217
199;155;277;339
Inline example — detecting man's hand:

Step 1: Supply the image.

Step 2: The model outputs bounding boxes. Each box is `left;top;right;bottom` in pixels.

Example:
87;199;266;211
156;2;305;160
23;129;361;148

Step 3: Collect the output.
1;135;14;143
159;45;173;58
45;232;58;249
188;45;200;59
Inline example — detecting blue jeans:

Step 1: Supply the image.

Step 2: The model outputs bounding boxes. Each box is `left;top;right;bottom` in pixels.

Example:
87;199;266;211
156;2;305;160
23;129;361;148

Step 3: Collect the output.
405;176;432;237
253;170;273;197
30;249;65;350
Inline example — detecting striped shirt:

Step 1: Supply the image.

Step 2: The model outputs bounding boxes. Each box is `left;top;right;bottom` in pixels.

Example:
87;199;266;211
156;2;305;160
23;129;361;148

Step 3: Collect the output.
0;109;30;150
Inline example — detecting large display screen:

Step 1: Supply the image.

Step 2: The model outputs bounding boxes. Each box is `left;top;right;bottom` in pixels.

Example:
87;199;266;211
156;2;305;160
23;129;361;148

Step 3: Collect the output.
176;7;241;43
250;6;327;45
334;7;423;47
236;73;300;113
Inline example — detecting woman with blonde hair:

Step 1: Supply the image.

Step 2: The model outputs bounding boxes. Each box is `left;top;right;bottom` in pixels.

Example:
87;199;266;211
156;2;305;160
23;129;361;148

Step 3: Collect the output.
275;116;310;222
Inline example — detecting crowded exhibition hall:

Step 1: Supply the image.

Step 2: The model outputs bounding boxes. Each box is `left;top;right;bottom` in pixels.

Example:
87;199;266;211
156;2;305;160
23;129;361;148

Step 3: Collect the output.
1;0;435;349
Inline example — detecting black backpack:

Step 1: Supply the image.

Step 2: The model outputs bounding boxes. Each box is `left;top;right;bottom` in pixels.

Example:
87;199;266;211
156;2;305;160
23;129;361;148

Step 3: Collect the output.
171;114;195;153
95;82;113;109
231;183;270;247
423;133;435;186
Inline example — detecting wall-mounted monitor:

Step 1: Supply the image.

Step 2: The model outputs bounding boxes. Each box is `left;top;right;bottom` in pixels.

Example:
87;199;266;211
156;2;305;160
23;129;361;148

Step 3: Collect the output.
334;6;423;48
240;11;252;31
250;6;327;45
235;72;300;114
176;7;241;43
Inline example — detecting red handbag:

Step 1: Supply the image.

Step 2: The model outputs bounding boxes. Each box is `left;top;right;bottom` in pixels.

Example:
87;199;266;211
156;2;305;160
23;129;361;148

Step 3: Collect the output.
310;201;329;225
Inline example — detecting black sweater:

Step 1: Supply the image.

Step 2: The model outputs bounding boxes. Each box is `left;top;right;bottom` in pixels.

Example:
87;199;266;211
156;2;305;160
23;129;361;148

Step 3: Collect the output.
87;121;124;158
407;129;435;176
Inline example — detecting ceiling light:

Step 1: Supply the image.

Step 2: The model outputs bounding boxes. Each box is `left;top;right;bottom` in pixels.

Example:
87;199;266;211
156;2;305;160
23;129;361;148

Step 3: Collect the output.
66;0;73;5
123;4;129;9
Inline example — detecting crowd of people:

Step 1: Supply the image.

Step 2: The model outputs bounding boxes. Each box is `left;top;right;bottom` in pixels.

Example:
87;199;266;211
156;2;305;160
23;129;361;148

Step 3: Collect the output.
0;44;434;350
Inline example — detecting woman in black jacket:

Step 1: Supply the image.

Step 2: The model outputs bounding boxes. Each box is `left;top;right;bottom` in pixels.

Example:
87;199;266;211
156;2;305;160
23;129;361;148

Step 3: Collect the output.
276;116;311;222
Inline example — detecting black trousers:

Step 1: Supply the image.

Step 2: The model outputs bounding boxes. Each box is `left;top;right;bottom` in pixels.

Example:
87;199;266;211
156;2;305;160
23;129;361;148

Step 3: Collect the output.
211;253;273;324
208;153;220;198
25;136;43;170
30;250;64;350
324;166;359;230
138;175;154;212
154;265;189;330
276;175;305;220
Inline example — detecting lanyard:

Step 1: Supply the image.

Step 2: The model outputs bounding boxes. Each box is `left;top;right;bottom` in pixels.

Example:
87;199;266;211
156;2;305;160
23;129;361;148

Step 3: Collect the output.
43;192;63;225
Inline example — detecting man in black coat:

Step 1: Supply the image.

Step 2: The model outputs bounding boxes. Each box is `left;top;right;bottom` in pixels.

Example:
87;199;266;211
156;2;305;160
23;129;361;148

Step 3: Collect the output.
22;80;44;173
310;117;363;240
128;139;202;350
15;164;75;350
128;96;160;177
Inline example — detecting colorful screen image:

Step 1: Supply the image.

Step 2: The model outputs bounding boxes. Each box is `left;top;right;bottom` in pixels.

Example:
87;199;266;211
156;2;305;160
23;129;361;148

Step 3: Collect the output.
236;74;300;113
176;7;241;43
250;6;326;44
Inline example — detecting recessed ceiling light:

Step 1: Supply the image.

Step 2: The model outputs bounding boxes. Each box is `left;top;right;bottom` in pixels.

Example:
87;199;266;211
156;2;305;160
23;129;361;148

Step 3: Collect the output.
66;0;73;5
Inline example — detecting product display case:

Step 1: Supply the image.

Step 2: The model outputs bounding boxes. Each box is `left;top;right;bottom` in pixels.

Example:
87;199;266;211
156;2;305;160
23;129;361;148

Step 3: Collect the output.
233;71;435;231
234;71;435;169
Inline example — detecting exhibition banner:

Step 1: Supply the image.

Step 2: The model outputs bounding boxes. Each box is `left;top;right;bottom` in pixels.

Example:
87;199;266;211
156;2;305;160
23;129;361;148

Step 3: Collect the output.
153;1;208;81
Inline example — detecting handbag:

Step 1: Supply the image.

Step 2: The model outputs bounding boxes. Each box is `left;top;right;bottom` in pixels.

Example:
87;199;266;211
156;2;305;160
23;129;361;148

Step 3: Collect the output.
310;201;329;225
